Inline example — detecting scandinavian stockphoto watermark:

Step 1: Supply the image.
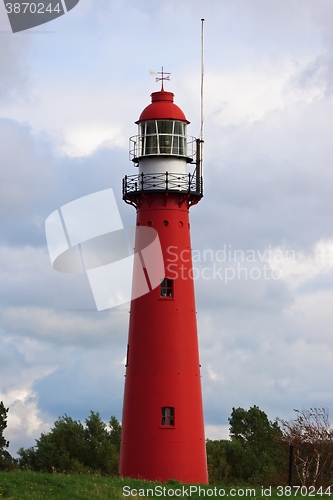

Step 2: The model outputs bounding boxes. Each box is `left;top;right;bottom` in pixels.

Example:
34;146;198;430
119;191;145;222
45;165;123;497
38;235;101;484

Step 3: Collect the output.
45;188;165;311
3;0;80;33
165;245;296;283
45;189;297;311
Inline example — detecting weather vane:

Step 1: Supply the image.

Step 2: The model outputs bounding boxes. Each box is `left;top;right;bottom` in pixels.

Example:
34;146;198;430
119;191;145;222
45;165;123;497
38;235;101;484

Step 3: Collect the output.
149;67;171;90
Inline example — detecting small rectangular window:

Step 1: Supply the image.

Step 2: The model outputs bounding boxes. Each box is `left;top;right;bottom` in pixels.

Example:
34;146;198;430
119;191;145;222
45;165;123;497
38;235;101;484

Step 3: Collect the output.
161;407;174;426
172;135;180;155
158;134;172;154
157;120;173;134
139;123;146;136
145;135;158;154
174;121;186;135
145;120;157;135
160;278;173;298
137;136;145;157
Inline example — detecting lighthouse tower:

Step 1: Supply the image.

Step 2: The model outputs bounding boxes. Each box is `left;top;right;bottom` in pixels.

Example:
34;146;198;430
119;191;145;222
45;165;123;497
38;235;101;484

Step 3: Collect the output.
120;74;208;484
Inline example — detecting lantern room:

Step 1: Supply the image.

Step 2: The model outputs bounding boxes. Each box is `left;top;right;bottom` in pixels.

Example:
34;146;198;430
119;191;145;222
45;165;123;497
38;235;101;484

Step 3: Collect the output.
123;81;203;204
129;89;196;165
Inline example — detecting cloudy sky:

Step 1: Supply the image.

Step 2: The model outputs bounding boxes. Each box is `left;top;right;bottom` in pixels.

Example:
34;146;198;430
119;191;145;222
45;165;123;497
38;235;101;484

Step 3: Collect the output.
1;0;333;456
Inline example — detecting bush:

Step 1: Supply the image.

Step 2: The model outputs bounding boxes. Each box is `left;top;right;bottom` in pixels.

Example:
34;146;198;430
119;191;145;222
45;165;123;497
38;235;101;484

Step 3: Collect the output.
18;411;121;476
0;402;13;471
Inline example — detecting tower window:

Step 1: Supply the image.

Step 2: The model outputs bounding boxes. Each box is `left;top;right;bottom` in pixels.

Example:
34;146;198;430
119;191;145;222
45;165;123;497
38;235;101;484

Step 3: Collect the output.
161;407;174;426
160;278;173;298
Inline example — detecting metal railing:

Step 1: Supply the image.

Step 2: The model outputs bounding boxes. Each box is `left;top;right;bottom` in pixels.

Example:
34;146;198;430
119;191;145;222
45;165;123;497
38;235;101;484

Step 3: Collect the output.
129;134;197;162
122;172;203;197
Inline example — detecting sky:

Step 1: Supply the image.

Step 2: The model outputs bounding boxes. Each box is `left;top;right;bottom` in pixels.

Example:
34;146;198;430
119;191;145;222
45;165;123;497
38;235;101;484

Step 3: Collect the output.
1;0;333;456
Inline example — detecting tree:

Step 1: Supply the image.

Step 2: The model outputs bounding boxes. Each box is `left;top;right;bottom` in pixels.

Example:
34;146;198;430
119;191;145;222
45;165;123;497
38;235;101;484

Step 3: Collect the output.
83;411;119;475
229;405;282;448
0;402;12;470
109;415;121;453
18;414;86;473
206;439;231;484
228;405;287;485
18;411;121;476
279;408;333;487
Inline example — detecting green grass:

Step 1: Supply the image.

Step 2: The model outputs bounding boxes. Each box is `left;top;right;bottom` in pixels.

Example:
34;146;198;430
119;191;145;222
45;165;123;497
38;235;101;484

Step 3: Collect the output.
0;471;332;499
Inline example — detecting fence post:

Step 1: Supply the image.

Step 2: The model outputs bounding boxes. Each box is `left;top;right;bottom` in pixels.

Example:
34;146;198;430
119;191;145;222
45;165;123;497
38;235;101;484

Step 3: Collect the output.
288;444;294;487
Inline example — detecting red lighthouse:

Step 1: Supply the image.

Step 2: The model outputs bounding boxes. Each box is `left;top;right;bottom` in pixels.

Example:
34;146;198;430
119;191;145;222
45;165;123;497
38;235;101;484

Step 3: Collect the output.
120;74;208;484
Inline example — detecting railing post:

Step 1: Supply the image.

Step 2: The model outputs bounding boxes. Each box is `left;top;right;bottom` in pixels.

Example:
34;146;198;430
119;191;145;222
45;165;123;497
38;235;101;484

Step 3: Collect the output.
188;173;191;193
196;138;202;194
166;171;168;191
141;172;144;191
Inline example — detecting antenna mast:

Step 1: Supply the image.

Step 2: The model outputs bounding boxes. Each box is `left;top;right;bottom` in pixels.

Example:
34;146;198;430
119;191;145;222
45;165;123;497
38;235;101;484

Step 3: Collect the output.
201;19;205;144
196;19;205;194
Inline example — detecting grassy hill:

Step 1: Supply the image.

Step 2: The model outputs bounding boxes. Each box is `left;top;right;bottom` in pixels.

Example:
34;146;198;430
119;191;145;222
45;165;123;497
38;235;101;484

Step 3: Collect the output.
0;471;329;499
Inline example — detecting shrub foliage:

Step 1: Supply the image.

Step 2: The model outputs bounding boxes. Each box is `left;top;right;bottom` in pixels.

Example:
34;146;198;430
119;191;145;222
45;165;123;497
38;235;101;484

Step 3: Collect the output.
0;401;12;470
15;405;333;486
18;411;121;476
207;405;288;486
279;407;333;487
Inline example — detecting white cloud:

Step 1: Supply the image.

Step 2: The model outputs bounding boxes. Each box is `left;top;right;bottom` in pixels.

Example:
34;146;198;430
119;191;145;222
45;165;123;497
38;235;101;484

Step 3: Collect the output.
207;365;224;383
0;335;55;454
61;125;126;157
206;57;326;130
3;391;53;455
286;290;333;342
268;239;333;287
205;425;230;441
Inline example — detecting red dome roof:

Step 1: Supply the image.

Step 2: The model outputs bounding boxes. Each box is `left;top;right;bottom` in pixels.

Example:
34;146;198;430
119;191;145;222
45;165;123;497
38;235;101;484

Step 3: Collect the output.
136;90;190;124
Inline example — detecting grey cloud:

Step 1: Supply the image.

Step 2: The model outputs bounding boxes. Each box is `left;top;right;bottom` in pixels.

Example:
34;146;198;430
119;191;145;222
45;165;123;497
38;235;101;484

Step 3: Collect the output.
195;94;333;252
200;317;333;425
0;305;129;347
33;345;125;423
0;335;28;380
0;11;31;103
0;119;55;217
